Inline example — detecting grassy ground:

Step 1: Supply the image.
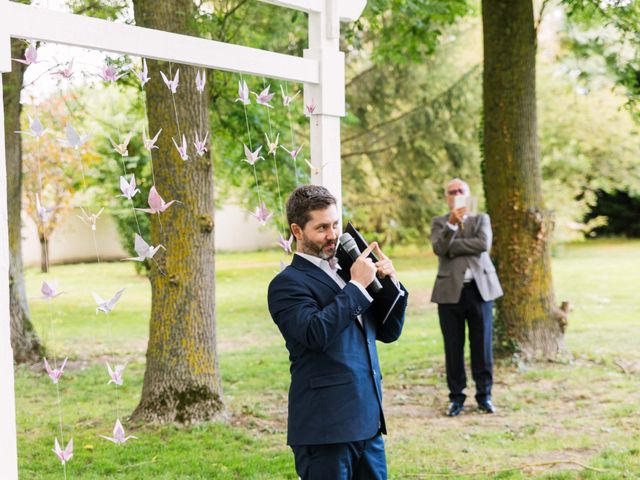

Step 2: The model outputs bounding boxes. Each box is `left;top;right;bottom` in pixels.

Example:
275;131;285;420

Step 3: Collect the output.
16;239;640;479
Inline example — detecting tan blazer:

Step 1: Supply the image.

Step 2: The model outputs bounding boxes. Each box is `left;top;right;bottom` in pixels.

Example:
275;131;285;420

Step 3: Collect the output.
430;213;503;304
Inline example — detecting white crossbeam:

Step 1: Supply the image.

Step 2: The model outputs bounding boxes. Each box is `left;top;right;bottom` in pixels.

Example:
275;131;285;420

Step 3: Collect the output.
0;0;319;84
259;0;367;21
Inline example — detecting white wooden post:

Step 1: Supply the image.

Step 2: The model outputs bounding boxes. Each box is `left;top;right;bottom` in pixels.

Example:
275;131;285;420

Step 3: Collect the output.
305;0;345;214
0;68;20;480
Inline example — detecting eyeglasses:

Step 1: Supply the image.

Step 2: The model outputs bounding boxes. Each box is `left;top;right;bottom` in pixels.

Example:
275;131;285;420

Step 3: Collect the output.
447;188;465;195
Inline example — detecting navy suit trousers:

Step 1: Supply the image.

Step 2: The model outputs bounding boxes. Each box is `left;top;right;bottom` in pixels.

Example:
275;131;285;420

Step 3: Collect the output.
291;433;387;480
438;280;493;404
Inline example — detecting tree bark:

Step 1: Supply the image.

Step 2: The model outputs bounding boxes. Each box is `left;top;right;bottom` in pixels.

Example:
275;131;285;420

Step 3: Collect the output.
4;37;44;364
39;235;48;274
481;0;566;360
131;0;225;423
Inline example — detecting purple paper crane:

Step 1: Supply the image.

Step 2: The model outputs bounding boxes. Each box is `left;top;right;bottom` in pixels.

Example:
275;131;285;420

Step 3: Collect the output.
265;132;279;156
172;134;189;161
160;69;180;93
44;357;68;384
15;115;47;138
106;362;126;386
251;202;273;226
109;132;132;157
92;287;126;314
278;234;294;254
194;131;209;157
143;128;162;151
280;85;300;106
136;58;150;88
305;98;317;115
100;64;125;82
53;438;73;464
52;59;74;79
119;175;140;200
35;194;55;223
124;233;165;262
13;43;41;65
136;186;178;215
77;207;104;231
196;70;206;93
99;419;137;445
235;80;250;105
59;124;90;149
243;144;264;165
40;280;64;300
253;85;275;108
281;144;304;161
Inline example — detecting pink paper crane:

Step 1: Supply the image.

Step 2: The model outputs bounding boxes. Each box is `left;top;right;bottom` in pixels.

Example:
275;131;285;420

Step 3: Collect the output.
253;85;275;108
40;280;64;300
124;233;165;261
251;202;272;226
194;131;209;157
109;132;132;157
305;98;317;115
119;175;140;200
160;69;180;93
243;144;264;165
280;144;304;161
280;85;300;106
106;362;126;386
59;124;90;149
172;134;189;161
143;128;162;151
278;234;294;254
15;115;47;138
235;80;250;105
92;287;126;314
77;207;104;231
13;43;41;65
136;186;178;215
52;58;74;79
265;132;279;156
196;69;206;93
136;58;150;88
99;419;137;445
44;357;68;384
100;64;125;82
53;438;73;464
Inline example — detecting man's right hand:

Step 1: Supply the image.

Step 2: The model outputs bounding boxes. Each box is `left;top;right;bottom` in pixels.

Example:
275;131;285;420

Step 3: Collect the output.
449;207;466;226
350;242;378;288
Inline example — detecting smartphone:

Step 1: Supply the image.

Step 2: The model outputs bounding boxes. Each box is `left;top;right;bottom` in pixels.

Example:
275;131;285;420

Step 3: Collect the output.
454;195;467;209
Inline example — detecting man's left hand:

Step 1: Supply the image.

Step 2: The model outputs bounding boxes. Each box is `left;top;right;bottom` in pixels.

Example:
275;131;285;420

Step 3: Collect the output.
373;244;398;281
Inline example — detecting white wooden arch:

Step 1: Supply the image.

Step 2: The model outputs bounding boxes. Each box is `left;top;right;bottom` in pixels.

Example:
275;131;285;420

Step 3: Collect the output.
0;0;366;476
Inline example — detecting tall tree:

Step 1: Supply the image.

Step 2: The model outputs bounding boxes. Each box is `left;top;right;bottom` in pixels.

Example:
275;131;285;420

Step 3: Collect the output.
131;0;224;423
4;37;44;364
482;0;567;360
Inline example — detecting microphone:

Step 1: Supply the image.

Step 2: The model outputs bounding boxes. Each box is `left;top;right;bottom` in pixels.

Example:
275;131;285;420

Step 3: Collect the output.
339;233;382;294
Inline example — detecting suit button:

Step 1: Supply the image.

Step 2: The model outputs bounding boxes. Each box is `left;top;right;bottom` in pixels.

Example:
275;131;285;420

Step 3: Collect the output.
355;307;361;315
372;371;376;377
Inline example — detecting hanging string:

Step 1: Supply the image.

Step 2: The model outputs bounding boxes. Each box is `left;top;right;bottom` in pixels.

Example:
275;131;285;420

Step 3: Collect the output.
283;81;300;185
239;73;263;206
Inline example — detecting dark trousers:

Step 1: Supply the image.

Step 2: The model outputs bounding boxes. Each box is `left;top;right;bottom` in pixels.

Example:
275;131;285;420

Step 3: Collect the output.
291;434;387;480
438;281;493;404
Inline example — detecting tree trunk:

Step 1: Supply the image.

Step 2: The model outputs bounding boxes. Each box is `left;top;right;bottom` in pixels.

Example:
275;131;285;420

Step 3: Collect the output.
481;0;566;360
131;0;224;423
39;235;48;274
4;37;44;364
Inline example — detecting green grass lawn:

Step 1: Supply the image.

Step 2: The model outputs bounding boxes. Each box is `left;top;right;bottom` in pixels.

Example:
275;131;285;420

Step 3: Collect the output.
16;239;640;479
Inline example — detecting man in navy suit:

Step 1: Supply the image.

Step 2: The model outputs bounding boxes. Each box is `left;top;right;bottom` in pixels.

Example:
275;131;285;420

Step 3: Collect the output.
268;185;409;479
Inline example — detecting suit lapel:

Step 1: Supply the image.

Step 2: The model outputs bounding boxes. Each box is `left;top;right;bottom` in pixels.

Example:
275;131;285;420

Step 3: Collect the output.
292;254;341;293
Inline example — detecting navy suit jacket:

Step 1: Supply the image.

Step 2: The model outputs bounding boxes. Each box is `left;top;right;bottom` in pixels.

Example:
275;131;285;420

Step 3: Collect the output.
268;254;408;446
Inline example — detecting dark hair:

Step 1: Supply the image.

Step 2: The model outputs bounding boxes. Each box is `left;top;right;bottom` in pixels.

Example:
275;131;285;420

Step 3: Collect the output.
286;185;337;230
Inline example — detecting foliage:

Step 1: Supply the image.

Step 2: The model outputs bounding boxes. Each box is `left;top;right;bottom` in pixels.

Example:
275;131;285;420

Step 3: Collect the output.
584;189;640;237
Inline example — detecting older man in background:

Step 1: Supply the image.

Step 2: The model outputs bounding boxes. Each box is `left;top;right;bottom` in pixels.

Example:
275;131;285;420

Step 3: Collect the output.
430;178;503;417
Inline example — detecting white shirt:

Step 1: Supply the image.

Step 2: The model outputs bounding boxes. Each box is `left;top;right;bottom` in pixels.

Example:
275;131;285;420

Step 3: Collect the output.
295;252;372;325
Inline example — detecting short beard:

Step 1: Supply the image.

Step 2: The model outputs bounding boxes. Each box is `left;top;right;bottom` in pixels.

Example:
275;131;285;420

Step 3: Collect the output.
301;234;336;260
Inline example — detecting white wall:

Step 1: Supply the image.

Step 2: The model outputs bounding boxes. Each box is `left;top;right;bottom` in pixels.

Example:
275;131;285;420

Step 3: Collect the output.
22;203;278;267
